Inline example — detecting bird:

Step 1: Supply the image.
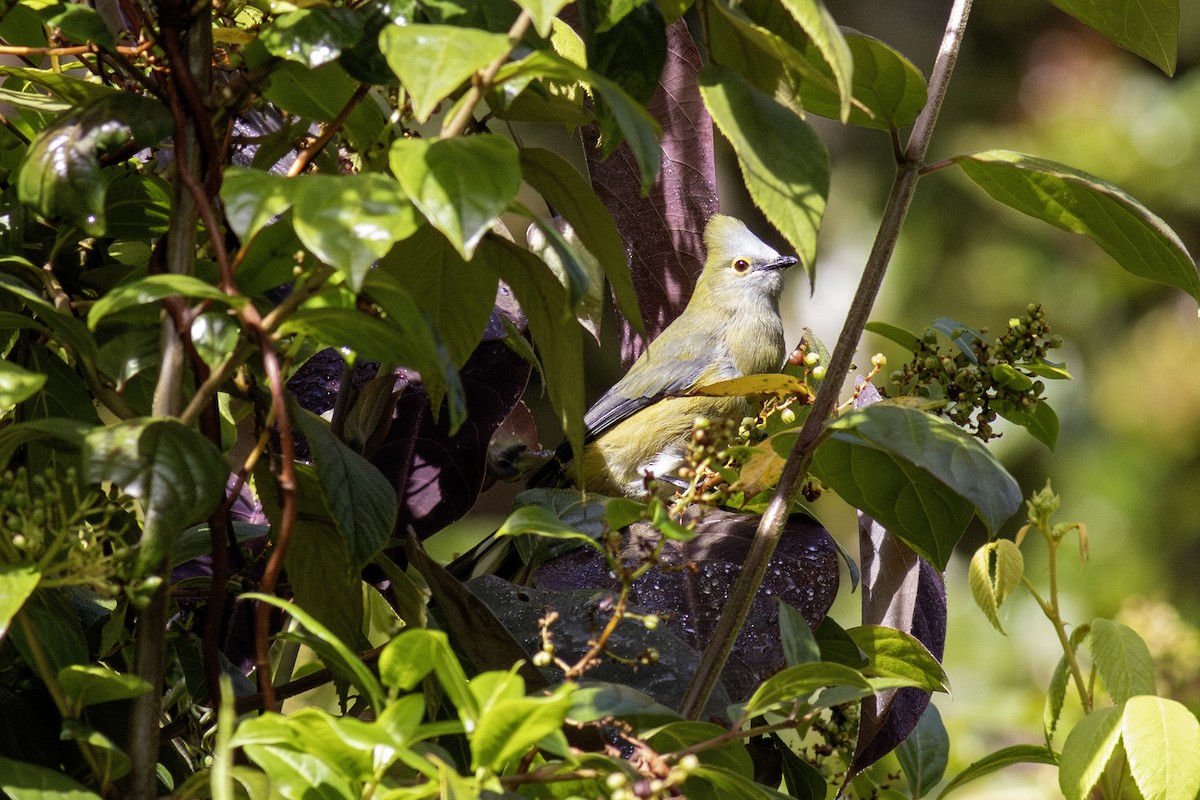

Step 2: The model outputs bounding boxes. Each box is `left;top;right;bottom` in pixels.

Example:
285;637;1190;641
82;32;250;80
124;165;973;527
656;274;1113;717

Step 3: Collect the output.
536;213;799;498
447;214;797;580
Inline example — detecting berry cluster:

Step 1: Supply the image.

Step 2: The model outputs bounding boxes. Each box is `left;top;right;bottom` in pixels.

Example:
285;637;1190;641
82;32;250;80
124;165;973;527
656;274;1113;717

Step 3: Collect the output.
1;467;134;596
887;304;1064;440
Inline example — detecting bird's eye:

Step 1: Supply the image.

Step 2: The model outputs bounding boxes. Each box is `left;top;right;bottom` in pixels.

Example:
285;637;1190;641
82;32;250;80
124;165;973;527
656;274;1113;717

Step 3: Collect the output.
732;258;751;273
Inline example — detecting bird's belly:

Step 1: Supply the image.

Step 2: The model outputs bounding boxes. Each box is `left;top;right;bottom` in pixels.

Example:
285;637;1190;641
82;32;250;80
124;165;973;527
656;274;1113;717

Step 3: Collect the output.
580;395;744;497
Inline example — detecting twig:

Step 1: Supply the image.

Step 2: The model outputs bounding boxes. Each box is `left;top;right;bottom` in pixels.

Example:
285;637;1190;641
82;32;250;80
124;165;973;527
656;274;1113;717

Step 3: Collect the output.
439;10;532;139
679;0;976;719
286;83;371;177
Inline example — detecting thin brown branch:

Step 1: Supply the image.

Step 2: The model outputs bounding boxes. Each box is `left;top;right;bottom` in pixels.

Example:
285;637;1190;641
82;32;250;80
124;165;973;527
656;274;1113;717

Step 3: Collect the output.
286;83;371;177
440;10;532;139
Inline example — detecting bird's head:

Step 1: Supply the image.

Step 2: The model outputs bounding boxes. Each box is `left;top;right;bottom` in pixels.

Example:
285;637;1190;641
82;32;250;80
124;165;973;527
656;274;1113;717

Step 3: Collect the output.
695;215;798;303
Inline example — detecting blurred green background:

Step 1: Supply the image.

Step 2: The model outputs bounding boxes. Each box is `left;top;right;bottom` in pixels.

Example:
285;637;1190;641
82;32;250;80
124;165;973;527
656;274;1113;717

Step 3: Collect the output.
780;0;1200;794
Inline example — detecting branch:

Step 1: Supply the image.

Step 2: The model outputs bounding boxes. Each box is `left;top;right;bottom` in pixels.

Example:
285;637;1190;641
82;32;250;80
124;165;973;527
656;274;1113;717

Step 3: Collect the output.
679;0;975;719
439;10;532;139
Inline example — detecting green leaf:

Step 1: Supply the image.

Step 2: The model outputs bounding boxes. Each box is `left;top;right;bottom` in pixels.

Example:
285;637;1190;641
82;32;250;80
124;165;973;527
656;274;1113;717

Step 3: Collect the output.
87;274;245;330
38;4;113;50
799;31;927;130
379;23;511;123
779;601;821;666
825;404;1020;534
480;236;584;477
495;50;662;191
471;684;575;771
258;7;362;68
968;538;1024;634
82;419;226;524
518;147;641;331
896;703;948;799
0;418;92;468
354;277;466;429
243;592;385;711
292;173;420;291
567;682;682;727
261;60;360;123
378;628;478;724
937;744;1057;799
376;225;498;367
865;320;922;351
1044;654;1071;746
777;0;852;121
846;625;950;693
953;151;1199;301
1122;695;1200;800
1058;705;1124;800
0;565;39;645
17;92;171;236
0;754;104;800
998;398;1059;450
806;411;989;572
280;306;464;431
83;419;227;572
221;167;296;241
0;360;46;407
1089;618;1156;703
57;664;151;713
699;64;828;272
496;504;603;551
291;404;397;569
390;135;521;259
515;0;569;37
740;662;871;718
775;733;827;799
1046;0;1177;75
646;722;753;778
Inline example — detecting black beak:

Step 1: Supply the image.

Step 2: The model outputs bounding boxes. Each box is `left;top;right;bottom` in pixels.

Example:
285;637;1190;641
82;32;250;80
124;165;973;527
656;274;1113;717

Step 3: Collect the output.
764;255;799;271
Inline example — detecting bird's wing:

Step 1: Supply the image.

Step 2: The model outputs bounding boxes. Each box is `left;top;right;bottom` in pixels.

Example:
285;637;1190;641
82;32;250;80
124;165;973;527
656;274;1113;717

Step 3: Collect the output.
582;353;731;441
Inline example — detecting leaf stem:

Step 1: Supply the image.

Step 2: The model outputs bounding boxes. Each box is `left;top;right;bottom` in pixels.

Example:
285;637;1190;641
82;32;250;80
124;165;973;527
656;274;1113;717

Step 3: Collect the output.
679;0;975;720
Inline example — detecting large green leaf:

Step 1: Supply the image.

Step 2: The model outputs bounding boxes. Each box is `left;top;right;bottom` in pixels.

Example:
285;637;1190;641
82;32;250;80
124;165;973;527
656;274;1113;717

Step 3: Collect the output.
1046;0;1177;75
291;172;420;290
895;704;949;800
375;225;498;367
1058;705;1124;800
494;50;661;192
1122;695;1200;800
478;236;584;480
86;274;246;330
292;404;397;569
16;92;171;236
377;628;477;724
0;360;46;407
82;419;227;572
846;625;950;693
953;151;1199;301
470;684;575;771
258;7;362;68
776;0;852;121
798;31;928;130
707;0;822;113
221;167;296;241
379;23;511;123
390;134;521;259
739;662;871;718
1089;619;1156;704
518;147;641;332
699;64;828;271
809;405;1020;570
